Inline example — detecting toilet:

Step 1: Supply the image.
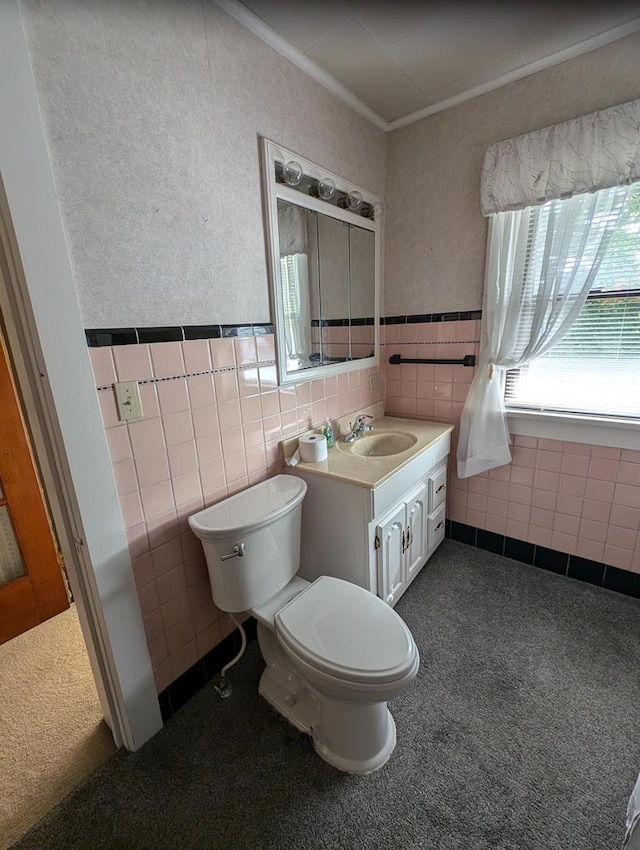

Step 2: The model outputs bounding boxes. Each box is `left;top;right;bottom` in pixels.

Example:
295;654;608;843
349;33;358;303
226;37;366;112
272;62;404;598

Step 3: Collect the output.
188;474;419;774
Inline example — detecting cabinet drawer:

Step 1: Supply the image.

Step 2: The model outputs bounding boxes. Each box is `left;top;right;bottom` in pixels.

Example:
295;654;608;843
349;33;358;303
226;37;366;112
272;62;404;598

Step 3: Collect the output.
428;503;446;551
428;465;447;512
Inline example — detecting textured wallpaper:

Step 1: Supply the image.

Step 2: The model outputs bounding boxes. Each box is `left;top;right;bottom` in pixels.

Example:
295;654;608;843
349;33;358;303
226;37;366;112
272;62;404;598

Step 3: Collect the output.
20;1;640;326
20;0;386;327
384;31;640;317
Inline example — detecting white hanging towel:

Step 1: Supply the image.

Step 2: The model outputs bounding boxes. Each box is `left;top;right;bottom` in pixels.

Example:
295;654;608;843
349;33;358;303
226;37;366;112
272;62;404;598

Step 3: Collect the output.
624;772;640;849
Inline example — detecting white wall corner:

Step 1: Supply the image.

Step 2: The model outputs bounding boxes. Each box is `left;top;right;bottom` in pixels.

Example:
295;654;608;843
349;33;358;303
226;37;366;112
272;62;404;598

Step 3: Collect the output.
0;0;161;749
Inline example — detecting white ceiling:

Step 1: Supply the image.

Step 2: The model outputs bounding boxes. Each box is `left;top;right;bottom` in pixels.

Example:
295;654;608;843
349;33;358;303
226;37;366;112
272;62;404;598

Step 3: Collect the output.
221;0;640;130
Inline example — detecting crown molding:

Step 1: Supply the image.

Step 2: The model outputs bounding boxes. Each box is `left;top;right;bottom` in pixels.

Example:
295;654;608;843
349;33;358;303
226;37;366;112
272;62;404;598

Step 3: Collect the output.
211;0;388;132
212;1;640;135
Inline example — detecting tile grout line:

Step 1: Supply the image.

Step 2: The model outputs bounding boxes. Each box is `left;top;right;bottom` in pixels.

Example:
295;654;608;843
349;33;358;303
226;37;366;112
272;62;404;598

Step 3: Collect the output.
96;359;277;392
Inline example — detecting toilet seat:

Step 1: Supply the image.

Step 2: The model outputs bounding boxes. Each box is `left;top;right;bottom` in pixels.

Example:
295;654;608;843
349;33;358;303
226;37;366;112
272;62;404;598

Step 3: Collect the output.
275;576;417;686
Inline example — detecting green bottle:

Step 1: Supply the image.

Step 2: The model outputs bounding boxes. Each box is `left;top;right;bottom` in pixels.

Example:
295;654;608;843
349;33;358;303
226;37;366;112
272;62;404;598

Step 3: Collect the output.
323;418;335;449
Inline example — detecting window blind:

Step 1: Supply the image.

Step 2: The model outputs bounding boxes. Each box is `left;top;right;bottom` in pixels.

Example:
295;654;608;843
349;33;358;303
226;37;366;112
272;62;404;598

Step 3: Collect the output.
505;186;640;419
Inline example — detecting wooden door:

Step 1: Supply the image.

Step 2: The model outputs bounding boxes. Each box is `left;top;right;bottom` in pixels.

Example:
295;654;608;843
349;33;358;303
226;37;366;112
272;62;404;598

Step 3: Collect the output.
0;330;69;644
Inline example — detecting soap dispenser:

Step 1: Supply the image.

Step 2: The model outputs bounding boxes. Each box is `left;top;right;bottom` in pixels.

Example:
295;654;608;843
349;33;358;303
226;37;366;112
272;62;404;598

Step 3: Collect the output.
323;418;335;449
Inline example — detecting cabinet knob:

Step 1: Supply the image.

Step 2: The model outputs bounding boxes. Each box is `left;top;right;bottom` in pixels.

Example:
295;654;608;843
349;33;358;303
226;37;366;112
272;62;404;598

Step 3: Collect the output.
436;484;445;494
435;521;444;532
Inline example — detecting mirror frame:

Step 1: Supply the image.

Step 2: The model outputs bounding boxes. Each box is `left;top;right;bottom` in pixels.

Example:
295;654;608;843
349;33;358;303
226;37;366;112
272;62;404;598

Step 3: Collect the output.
260;137;380;387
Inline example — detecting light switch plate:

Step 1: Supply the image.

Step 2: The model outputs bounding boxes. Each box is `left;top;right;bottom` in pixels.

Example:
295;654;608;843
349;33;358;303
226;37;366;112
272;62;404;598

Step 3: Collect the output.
369;372;379;394
114;381;142;421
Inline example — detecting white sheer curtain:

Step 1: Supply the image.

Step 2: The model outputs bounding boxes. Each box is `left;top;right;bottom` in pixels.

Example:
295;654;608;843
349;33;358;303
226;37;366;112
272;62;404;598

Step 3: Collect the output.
456;184;631;479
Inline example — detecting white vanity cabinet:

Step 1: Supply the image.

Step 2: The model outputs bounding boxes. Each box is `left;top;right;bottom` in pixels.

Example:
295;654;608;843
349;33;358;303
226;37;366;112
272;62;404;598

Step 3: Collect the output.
373;460;447;605
288;428;451;606
376;484;425;605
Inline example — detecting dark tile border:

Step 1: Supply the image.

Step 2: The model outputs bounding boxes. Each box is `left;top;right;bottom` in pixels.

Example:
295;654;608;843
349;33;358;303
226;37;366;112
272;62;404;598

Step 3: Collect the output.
87;312;479;346
505;537;535;565
382;310;482;325
310;317;375;327
86;324;274;347
476;529;505;556
85;328;137;347
221;324;271;338
183;325;223;341
568;556;606;587
137;326;183;344
445;521;640;600
158;618;258;722
603;566;640;597
534;546;568;575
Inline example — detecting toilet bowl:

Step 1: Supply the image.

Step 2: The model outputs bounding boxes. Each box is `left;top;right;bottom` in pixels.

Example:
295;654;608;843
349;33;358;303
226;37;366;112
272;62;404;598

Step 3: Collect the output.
188;474;419;774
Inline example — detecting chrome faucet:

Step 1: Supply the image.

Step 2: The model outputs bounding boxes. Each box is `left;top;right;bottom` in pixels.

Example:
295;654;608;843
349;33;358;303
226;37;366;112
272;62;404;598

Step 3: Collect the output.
342;414;374;443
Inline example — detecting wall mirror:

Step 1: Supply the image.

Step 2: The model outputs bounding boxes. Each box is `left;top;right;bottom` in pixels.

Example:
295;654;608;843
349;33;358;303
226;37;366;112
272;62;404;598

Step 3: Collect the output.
261;138;380;386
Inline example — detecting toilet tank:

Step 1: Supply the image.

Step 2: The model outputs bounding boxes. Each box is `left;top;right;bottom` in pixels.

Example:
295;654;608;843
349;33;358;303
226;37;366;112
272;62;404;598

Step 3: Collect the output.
188;475;307;613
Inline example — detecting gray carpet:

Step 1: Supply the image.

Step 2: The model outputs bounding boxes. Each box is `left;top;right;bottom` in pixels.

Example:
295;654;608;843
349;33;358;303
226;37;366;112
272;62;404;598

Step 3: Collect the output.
12;541;640;850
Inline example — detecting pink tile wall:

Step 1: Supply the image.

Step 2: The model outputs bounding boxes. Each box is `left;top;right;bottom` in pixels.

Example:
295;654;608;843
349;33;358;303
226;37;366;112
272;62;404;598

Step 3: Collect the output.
91;319;638;693
383;319;640;576
450;437;640;572
90;334;382;692
383;319;480;422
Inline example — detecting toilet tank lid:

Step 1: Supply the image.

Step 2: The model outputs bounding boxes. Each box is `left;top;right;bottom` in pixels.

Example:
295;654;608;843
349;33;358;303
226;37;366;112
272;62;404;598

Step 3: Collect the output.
188;475;307;538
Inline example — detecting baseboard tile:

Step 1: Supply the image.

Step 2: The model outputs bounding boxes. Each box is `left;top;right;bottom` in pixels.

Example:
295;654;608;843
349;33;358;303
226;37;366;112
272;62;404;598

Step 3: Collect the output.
158;618;258;723
445;520;640;599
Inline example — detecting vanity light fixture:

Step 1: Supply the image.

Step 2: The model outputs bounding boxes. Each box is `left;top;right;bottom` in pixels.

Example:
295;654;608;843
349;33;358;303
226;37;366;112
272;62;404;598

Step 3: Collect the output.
274;160;375;220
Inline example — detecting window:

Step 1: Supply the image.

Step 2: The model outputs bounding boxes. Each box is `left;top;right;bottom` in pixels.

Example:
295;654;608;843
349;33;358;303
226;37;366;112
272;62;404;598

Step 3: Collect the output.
505;185;640;421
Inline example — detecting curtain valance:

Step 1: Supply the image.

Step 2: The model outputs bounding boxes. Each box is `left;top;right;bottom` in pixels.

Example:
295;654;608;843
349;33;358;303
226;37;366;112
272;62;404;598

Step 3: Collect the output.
481;97;640;216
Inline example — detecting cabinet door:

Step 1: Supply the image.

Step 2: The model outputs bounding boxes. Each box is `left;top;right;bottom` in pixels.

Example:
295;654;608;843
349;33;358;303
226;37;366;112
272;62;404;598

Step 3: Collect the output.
376;503;406;606
405;482;428;582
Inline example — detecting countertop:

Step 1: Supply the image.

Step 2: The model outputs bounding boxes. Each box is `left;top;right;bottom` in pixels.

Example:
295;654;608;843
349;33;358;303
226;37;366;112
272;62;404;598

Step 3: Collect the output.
281;414;454;489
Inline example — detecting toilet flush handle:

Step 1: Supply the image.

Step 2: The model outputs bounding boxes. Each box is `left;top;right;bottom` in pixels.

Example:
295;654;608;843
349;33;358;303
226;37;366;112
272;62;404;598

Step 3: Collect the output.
220;543;245;561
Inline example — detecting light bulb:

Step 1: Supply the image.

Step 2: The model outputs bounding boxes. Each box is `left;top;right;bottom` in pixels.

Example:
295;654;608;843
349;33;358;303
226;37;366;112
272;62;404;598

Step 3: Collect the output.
283;161;303;187
318;177;336;200
346;190;363;211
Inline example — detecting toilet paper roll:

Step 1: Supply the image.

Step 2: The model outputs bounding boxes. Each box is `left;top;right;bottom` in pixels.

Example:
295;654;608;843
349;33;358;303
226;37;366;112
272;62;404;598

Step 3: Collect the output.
299;433;328;463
